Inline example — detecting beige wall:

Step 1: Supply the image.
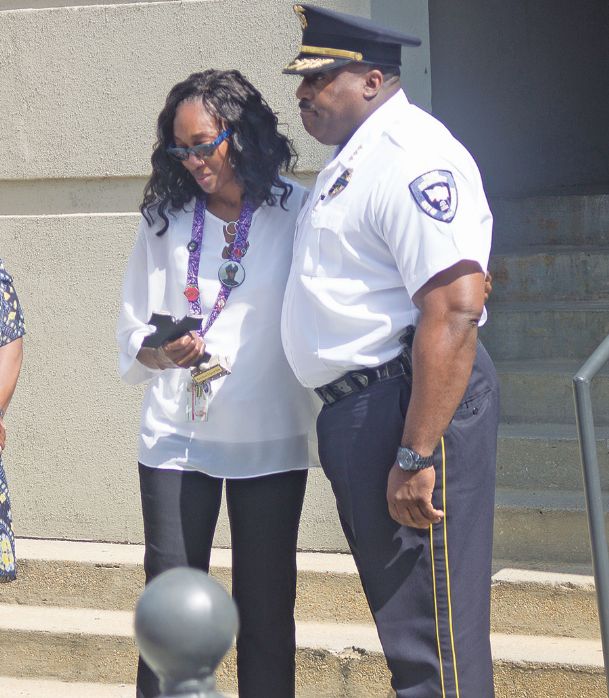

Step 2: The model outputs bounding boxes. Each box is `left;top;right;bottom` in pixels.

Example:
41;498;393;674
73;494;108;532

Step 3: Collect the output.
1;0;431;548
0;0;369;213
0;0;370;546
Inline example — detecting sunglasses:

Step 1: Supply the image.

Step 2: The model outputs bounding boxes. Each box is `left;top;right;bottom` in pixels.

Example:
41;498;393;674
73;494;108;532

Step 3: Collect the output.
167;128;233;162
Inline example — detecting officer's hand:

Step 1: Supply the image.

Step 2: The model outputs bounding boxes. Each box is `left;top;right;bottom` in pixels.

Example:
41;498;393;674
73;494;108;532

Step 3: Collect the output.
483;272;493;303
386;464;444;529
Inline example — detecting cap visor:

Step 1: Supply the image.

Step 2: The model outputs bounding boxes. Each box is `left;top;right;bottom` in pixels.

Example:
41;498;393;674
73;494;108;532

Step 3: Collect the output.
282;55;352;75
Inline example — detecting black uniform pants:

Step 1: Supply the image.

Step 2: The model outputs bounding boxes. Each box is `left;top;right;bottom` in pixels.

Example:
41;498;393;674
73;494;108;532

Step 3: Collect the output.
317;343;499;698
136;464;308;698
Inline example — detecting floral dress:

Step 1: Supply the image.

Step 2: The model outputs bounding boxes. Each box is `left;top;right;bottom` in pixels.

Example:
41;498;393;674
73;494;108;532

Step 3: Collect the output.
0;260;25;581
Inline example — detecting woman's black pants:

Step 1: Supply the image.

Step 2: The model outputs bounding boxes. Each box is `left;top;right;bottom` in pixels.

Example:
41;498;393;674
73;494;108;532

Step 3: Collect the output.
136;463;308;698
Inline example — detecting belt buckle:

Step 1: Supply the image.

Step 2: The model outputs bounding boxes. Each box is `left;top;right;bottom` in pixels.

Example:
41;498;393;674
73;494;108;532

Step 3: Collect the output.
317;373;363;405
332;376;358;397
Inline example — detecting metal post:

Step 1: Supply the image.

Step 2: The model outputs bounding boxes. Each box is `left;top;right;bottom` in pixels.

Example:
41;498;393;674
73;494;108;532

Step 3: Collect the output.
135;567;239;698
573;333;609;696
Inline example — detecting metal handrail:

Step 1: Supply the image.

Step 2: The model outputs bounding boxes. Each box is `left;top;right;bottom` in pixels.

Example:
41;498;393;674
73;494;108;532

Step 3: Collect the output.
573;333;609;695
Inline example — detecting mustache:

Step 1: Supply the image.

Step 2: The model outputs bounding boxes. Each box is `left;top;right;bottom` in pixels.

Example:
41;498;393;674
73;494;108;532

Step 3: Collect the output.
298;100;315;111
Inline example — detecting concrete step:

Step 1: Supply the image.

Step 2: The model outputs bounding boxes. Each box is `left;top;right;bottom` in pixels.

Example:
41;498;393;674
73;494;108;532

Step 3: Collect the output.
497;422;609;491
491;568;597;641
0;678;135;698
490;193;609;252
490;246;609;302
497;360;609;425
494;488;609;563
480;300;609;360
0;603;603;697
6;540;600;640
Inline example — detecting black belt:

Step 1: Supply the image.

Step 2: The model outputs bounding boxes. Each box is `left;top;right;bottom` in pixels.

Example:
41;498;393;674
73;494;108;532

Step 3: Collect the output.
314;355;411;406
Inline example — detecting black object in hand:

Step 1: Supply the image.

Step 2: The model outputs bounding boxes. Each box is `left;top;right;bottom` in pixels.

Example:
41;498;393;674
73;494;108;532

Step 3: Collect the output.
141;312;204;349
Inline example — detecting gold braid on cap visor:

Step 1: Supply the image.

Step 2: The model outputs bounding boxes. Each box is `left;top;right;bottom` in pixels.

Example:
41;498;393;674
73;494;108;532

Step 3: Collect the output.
299;45;364;61
294;5;308;29
288;57;336;70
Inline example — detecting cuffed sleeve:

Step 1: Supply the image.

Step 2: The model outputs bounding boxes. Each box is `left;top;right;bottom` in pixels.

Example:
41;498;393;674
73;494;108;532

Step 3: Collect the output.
117;219;163;385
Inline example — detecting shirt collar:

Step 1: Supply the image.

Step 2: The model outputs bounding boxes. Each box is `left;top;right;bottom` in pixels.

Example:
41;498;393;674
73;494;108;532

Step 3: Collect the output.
329;89;410;170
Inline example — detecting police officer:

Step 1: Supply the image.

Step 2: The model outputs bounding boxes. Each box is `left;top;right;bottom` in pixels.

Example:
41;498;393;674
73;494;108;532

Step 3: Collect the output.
281;5;500;697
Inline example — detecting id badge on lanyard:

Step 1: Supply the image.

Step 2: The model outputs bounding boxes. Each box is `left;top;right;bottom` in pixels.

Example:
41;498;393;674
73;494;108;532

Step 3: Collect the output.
183;197;255;422
186;380;211;422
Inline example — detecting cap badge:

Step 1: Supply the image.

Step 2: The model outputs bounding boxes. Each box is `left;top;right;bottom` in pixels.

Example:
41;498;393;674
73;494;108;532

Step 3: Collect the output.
409;170;458;223
294;5;308;30
328;168;353;198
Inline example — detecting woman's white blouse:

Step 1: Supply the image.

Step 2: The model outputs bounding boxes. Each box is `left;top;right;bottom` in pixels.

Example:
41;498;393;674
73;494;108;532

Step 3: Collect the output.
117;183;317;479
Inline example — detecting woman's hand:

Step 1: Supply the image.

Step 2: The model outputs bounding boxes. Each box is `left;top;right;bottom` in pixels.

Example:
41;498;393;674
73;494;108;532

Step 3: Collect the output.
160;332;207;369
0;416;6;453
137;332;206;370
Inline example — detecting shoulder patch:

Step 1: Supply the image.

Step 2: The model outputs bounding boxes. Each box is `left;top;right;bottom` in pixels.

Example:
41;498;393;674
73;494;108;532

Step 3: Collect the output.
409;170;458;223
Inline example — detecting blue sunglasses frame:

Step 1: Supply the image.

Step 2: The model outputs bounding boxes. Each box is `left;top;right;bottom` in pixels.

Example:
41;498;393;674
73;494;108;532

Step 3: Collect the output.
167;128;233;161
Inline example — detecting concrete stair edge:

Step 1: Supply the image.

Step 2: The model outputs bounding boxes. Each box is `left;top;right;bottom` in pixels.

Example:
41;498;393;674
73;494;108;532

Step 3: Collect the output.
495;487;609;510
0;678;238;698
0;603;603;671
492;567;594;590
490;246;609;302
13;537;597;581
0;678;136;698
13;538;359;575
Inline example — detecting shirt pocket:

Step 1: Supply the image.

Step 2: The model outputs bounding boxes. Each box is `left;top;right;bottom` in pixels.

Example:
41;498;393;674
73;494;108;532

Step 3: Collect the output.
310;204;348;232
310;205;348;277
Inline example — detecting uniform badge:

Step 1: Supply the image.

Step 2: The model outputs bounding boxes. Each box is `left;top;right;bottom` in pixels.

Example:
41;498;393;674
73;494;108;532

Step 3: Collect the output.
409;170;458;223
328;168;353;198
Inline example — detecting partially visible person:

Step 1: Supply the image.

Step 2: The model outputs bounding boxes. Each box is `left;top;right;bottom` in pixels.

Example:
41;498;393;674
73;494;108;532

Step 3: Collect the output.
117;70;315;698
0;260;25;582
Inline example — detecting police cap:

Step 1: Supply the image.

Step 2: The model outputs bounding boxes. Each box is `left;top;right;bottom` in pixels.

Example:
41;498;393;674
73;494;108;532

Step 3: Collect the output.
283;3;421;76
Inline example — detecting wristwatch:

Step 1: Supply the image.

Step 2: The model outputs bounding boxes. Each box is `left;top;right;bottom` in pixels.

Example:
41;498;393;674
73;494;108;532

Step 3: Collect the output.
396;445;434;471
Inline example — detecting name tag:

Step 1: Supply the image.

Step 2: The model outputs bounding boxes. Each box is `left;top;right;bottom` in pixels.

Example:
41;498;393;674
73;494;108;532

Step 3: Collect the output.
191;355;232;385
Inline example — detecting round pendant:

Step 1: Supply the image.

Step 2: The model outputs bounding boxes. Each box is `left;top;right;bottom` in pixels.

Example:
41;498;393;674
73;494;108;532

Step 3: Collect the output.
184;285;200;302
223;221;239;241
218;260;245;288
187;240;199;253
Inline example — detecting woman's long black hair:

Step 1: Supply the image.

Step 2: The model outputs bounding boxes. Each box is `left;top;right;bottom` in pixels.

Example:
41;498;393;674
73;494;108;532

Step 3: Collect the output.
141;69;297;235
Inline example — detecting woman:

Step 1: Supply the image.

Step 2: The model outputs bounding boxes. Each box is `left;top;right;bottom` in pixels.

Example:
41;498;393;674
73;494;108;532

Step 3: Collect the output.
0;260;25;582
117;70;315;698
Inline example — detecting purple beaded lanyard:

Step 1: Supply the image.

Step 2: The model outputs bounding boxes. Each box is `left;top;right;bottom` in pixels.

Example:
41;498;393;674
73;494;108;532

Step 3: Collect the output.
184;196;255;338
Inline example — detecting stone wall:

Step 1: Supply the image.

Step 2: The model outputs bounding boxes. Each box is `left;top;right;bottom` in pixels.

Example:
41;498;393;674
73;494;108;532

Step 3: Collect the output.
1;0;433;546
0;0;369;544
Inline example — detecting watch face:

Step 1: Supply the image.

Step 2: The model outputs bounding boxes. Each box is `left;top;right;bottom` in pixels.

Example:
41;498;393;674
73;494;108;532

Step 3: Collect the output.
397;447;416;471
397;446;434;471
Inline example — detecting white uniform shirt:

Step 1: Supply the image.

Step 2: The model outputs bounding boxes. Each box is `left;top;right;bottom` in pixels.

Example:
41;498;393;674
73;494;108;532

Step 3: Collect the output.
117;182;317;478
281;90;492;388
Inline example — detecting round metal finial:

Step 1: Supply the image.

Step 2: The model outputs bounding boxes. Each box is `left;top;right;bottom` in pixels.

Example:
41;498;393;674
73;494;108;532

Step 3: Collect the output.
135;567;239;698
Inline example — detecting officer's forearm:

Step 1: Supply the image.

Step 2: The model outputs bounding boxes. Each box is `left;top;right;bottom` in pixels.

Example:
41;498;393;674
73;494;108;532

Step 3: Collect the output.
401;310;479;457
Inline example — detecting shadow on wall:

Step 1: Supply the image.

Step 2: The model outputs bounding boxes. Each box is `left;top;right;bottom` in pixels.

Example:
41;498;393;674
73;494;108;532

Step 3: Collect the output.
428;0;609;196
